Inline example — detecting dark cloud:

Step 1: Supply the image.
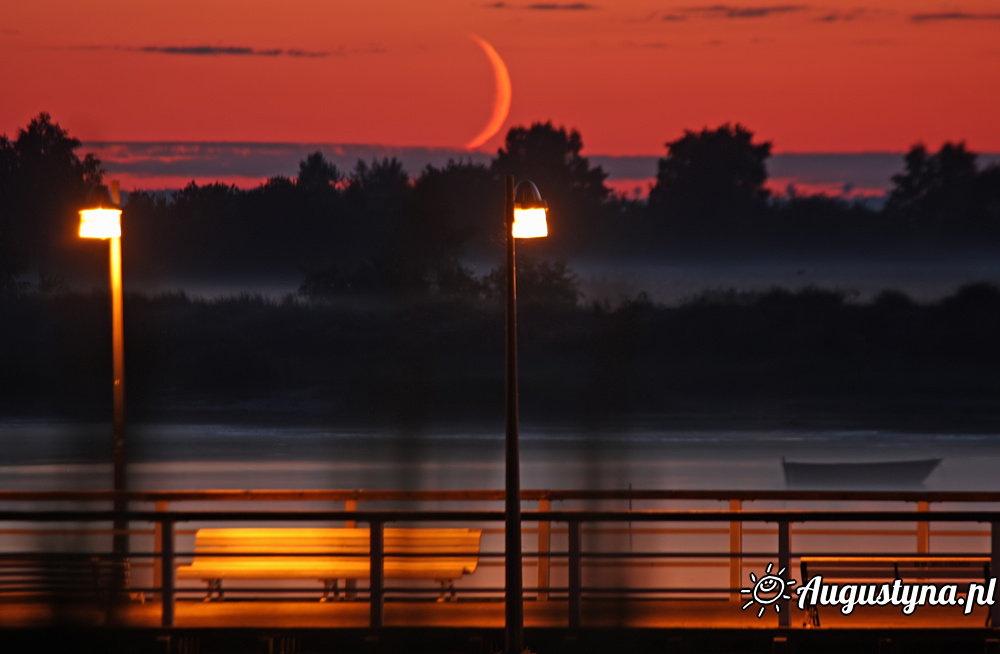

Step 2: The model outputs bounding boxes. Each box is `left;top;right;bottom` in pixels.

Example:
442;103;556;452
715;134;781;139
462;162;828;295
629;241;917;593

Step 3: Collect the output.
662;13;687;21
684;5;808;18
910;12;1000;22
72;44;386;58
85;142;494;182
815;9;867;22
86;143;1000;200
485;1;597;9
136;45;330;57
526;3;597;9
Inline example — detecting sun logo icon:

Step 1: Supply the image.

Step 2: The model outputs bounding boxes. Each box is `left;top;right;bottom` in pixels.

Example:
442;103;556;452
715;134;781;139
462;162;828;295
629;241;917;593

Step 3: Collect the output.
741;562;797;618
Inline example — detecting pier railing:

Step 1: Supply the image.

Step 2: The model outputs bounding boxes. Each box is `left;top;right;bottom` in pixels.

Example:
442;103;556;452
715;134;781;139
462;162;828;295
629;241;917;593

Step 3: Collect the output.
2;489;1000;629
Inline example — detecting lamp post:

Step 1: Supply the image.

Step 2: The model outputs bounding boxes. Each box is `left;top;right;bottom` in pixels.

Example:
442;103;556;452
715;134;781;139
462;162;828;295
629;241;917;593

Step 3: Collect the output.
504;175;548;654
79;180;128;570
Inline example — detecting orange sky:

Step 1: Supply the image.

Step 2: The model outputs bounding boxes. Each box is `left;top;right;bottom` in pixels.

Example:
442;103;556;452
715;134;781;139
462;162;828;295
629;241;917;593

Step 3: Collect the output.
2;0;999;155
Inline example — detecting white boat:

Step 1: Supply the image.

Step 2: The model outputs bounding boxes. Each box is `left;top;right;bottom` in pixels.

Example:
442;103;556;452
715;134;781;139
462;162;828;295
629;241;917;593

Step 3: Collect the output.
782;457;942;487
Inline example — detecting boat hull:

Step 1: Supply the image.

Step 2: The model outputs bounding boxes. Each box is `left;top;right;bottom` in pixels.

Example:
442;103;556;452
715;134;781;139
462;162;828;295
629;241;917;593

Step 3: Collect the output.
783;458;942;487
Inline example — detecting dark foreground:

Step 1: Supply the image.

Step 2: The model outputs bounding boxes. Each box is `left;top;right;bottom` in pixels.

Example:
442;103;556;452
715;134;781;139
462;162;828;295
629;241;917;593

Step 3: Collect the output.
2;598;998;654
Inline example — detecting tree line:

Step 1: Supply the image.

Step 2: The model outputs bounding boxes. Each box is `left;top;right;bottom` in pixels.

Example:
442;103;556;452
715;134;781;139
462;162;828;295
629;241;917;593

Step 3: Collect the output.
5;281;1000;431
3;113;1000;300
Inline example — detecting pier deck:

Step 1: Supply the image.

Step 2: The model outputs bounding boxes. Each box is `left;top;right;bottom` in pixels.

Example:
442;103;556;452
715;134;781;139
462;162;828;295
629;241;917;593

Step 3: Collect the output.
4;489;1000;651
1;596;993;629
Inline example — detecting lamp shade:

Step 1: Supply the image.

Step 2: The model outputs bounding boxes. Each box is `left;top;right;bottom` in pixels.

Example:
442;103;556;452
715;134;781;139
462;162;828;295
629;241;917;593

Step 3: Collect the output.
79;208;122;238
512;207;547;238
79;184;122;239
512;180;548;239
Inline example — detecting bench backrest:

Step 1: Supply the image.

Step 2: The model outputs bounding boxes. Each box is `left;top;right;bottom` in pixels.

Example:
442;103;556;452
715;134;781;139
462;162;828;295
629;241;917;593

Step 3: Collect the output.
801;557;989;582
191;527;482;573
193;528;370;555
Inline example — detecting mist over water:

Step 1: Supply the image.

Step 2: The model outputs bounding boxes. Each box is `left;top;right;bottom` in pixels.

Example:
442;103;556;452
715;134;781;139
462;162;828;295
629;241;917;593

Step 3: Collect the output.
3;421;999;492
109;250;1000;307
573;252;1000;306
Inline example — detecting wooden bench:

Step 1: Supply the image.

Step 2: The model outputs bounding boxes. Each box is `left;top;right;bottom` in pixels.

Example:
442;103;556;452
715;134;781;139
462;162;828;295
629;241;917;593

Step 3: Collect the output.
0;554;134;604
799;556;990;626
176;527;482;601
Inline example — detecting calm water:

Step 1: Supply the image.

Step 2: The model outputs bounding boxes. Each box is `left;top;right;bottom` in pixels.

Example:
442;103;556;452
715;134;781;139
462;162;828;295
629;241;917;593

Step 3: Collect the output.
5;421;999;598
115;251;1000;306
3;421;1000;492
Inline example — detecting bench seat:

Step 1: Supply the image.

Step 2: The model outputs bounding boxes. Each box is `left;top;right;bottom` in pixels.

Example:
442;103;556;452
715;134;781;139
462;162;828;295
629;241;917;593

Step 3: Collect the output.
176;527;481;600
799;556;990;626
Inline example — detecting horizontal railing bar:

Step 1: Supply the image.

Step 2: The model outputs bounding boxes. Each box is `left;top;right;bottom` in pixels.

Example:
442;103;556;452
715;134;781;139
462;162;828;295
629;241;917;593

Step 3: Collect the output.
0;529;155;537
3;509;1000;522
932;531;992;537
568;528;732;535
535;510;1000;522
0;510;503;522
577;587;732;593
3;550;988;562
5;526;984;539
773;529;923;535
165;587;510;595
571;561;729;568
352;587;508;594
524;550;991;559
156;588;737;596
5;489;1000;502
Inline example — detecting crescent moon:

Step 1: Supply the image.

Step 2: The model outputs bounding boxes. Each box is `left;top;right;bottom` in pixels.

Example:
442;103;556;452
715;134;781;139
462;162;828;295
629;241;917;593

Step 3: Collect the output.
465;35;512;150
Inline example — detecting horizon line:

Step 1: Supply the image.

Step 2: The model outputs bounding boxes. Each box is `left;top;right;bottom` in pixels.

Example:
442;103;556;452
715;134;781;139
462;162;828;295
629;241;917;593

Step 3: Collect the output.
80;141;1000;157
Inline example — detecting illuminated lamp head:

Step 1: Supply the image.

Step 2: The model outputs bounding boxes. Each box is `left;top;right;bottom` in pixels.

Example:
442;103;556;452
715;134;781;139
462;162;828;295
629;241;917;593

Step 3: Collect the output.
512;180;548;239
79;184;121;239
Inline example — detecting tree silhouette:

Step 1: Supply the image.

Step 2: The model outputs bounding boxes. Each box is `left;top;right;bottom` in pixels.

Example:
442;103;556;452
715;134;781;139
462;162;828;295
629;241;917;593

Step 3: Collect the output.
0;113;104;287
648;123;771;225
977;164;1000;222
483;256;580;307
491;122;610;248
297;151;342;191
886;142;979;223
410;160;498;264
300;158;420;295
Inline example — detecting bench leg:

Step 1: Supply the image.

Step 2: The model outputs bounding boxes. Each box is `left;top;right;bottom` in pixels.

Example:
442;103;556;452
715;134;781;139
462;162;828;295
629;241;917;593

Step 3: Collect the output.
321;579;339;602
438;580;455;602
203;579;223;602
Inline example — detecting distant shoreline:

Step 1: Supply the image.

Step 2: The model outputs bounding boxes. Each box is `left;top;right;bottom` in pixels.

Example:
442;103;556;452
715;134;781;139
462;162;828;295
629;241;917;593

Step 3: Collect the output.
5;396;1000;437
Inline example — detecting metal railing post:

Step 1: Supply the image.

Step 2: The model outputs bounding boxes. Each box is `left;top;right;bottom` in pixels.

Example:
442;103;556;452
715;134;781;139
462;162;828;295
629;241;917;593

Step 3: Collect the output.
778;520;790;627
730;499;742;600
917;501;930;554
992;521;1000;628
370;520;384;628
153;500;168;596
568;519;581;629
160;518;174;628
537;498;550;601
346;499;358;600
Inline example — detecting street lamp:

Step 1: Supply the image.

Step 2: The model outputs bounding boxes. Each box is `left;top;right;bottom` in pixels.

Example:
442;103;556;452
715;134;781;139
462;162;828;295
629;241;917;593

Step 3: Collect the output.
504;175;547;654
79;181;129;569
